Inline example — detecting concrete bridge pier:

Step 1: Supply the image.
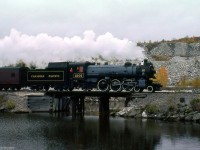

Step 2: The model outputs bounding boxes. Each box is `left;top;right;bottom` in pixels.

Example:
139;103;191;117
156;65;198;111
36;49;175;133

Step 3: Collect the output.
99;96;110;118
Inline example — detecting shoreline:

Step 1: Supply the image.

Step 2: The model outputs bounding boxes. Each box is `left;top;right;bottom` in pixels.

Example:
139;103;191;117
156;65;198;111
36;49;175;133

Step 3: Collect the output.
0;91;199;123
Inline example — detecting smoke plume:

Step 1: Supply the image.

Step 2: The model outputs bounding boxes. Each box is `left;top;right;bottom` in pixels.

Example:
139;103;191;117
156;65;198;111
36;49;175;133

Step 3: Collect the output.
0;29;144;67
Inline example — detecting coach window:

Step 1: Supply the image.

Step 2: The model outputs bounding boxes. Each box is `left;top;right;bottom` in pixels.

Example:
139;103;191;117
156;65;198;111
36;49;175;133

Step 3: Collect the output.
11;73;15;77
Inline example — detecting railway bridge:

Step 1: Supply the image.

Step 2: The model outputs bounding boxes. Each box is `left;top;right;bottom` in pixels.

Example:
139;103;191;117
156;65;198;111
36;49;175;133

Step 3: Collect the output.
45;91;147;118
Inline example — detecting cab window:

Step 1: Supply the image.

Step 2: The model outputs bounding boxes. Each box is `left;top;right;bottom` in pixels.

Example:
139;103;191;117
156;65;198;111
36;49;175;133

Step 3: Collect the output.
77;66;84;73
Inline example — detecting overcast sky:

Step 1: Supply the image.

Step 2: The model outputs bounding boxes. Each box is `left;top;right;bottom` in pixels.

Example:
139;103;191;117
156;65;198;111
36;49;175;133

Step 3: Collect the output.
0;0;200;67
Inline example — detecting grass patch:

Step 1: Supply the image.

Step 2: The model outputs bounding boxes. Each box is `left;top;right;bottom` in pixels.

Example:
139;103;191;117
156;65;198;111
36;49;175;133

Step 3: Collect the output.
190;99;200;112
145;104;159;114
5;100;15;110
168;104;177;112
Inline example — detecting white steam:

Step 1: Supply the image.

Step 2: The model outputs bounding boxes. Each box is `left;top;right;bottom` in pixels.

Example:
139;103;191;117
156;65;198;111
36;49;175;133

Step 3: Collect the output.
0;29;144;67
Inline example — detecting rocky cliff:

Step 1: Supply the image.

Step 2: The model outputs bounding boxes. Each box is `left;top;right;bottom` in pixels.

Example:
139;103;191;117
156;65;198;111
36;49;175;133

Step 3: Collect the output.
140;42;200;86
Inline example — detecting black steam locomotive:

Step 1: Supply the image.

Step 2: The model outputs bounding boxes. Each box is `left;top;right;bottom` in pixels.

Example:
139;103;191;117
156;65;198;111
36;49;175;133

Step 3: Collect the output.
0;59;161;92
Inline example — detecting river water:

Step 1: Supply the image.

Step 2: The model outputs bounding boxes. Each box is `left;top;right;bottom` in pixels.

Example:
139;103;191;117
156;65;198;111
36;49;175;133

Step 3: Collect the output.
0;113;200;150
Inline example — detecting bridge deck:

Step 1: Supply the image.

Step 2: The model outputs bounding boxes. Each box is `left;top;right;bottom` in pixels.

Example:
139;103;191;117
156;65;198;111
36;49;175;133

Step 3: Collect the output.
45;91;147;98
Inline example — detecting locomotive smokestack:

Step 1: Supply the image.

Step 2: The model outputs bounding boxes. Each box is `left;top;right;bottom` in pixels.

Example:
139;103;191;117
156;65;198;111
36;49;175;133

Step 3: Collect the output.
144;59;148;66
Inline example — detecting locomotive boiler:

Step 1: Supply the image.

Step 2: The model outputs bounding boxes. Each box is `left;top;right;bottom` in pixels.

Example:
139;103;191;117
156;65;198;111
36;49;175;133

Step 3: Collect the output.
85;59;161;92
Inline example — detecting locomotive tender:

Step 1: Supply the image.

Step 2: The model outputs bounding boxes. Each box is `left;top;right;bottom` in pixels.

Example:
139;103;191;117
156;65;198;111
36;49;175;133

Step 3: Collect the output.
0;59;161;92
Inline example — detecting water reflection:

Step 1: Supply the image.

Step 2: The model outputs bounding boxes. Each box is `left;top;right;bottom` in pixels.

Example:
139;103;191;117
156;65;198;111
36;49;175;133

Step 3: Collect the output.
0;113;200;150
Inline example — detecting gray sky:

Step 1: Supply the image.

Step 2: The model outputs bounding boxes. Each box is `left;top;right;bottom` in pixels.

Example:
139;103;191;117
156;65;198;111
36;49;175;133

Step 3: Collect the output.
0;0;200;66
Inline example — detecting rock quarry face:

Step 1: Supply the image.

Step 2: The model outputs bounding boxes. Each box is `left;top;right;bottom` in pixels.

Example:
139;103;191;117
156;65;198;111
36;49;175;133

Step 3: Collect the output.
146;42;200;57
143;42;200;86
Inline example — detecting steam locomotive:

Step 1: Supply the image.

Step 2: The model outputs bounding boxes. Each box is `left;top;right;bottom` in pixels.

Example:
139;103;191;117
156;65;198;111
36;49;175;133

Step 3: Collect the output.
0;59;161;92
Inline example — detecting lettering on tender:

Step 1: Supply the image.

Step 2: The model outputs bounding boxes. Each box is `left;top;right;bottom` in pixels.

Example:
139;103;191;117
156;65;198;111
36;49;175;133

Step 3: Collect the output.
48;75;60;78
31;75;45;78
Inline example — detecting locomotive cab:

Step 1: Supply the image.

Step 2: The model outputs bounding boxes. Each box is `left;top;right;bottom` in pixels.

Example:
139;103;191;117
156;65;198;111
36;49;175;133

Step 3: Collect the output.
68;62;94;90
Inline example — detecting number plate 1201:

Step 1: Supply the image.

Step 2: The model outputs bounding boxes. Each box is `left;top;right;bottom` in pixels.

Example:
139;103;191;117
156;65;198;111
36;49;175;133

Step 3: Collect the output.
73;73;84;78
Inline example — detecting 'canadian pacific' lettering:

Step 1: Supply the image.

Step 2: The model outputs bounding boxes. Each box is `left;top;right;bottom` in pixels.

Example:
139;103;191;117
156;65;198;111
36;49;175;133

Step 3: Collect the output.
31;75;45;78
48;75;60;78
